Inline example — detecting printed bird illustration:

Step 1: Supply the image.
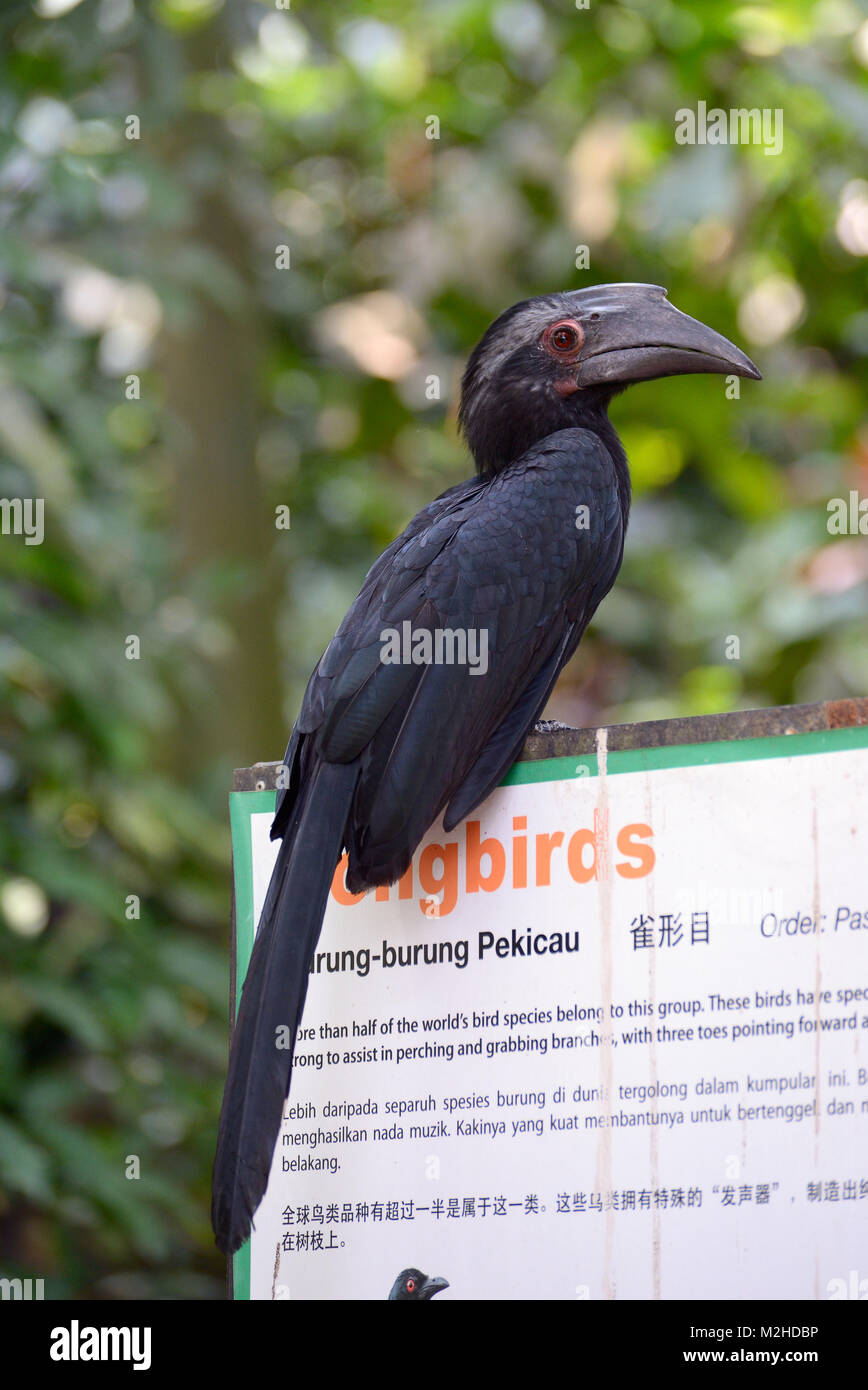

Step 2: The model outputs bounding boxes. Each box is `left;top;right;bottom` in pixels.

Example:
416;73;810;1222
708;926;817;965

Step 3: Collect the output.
212;284;760;1254
388;1268;450;1300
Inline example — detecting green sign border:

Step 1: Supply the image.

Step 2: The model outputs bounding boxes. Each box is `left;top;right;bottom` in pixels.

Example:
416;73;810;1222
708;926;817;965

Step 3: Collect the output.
227;722;868;1298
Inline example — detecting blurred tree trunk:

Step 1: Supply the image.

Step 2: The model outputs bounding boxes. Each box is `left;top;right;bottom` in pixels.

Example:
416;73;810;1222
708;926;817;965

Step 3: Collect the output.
153;28;286;792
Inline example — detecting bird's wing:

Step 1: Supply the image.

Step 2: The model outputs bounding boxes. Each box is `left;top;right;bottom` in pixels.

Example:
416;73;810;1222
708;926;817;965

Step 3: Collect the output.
271;474;487;836
275;429;624;885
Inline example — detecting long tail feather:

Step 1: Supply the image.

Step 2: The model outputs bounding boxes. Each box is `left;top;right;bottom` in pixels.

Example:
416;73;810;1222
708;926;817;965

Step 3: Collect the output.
212;759;358;1254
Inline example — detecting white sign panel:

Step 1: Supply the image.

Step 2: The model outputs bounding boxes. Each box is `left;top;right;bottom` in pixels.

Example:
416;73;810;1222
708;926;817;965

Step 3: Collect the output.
229;727;868;1301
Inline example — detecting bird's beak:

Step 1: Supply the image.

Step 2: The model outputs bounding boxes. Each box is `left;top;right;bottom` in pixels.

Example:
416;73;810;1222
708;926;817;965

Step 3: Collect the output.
574;285;761;388
421;1275;449;1297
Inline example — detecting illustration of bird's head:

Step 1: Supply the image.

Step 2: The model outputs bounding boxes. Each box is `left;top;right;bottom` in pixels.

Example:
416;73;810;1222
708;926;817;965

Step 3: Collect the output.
388;1267;450;1300
458;283;760;474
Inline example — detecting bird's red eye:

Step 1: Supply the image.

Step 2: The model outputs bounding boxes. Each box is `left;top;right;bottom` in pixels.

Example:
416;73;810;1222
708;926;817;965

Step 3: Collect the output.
543;320;583;357
406;1278;415;1292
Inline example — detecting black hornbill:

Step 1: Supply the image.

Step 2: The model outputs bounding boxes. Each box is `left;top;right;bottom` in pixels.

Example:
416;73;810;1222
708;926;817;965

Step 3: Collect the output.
212;283;760;1254
388;1268;450;1301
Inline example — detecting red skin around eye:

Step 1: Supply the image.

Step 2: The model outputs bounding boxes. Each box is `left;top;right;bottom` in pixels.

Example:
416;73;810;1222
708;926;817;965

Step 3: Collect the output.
542;319;584;361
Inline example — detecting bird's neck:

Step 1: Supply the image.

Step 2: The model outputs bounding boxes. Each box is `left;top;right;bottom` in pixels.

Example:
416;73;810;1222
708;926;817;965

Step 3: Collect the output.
472;389;632;526
576;397;632;528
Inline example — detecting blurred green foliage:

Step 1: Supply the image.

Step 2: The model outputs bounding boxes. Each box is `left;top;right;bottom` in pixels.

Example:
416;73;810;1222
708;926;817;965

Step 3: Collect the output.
0;0;866;1297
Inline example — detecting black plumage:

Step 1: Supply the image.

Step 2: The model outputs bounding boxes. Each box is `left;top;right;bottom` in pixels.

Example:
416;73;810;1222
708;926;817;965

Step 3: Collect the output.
212;284;760;1255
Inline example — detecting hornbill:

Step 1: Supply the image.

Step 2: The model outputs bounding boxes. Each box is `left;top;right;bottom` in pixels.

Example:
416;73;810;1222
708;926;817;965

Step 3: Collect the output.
388;1268;450;1301
212;284;760;1254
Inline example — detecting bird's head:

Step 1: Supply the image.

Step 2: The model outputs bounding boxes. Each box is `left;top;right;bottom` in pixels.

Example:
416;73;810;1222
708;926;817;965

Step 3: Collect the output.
458;283;760;475
388;1267;450;1300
